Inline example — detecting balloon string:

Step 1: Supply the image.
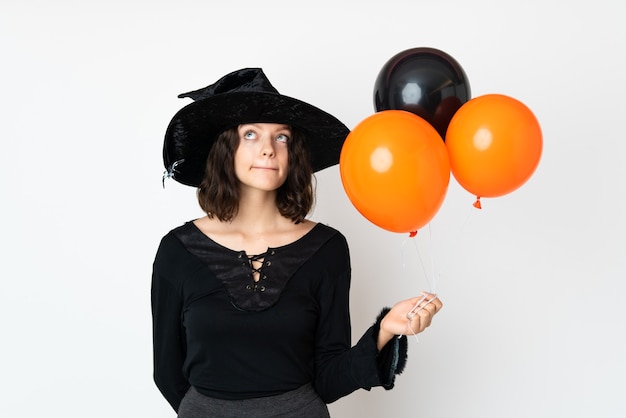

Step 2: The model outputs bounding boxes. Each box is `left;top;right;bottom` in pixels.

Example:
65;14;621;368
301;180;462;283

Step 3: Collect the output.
400;234;435;293
412;224;437;292
427;223;437;293
459;203;477;235
400;223;439;345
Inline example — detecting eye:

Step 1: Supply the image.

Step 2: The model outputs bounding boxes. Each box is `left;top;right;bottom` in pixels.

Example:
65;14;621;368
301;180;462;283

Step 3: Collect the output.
243;130;257;140
275;133;290;143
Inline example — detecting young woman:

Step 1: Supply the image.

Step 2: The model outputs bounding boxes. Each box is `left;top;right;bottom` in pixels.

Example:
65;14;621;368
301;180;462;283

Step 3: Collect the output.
152;68;442;417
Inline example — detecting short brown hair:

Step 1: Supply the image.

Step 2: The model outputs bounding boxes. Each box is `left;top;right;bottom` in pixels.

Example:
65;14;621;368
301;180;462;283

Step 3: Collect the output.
197;126;314;223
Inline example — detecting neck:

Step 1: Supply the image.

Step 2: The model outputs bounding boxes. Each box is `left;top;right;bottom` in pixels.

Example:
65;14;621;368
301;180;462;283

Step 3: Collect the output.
231;189;285;233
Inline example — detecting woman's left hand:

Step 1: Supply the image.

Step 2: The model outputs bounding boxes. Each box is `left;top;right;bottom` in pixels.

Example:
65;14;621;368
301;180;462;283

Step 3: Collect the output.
377;293;443;350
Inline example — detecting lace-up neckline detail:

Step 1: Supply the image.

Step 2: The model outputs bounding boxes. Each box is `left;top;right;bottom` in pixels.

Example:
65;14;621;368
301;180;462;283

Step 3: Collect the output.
175;221;336;311
247;252;267;283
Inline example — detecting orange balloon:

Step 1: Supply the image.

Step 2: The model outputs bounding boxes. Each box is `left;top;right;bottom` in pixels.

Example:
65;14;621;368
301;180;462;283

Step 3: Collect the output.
340;110;450;234
445;94;542;199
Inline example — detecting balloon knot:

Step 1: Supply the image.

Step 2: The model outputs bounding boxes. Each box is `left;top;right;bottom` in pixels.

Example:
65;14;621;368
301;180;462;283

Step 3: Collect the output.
409;231;418;238
473;197;482;209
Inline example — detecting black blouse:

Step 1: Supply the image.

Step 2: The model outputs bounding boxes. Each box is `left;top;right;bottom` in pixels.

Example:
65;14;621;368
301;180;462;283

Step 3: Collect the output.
151;222;407;412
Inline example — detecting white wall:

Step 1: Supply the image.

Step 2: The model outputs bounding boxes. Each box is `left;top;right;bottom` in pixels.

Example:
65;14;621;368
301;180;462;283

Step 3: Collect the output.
1;1;624;417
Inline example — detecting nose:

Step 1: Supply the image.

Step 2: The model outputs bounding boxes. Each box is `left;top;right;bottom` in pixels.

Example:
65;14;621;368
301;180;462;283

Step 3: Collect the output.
260;136;275;158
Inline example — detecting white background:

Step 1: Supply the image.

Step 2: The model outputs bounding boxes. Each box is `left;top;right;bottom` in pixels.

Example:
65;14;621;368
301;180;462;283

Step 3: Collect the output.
2;1;624;417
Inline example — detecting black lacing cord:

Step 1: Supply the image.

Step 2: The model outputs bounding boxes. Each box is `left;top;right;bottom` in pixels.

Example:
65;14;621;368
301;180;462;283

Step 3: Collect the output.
247;252;267;276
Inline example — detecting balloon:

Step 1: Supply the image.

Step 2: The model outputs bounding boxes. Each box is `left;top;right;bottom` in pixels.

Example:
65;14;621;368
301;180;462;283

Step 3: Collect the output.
445;94;543;203
340;110;450;234
373;47;471;140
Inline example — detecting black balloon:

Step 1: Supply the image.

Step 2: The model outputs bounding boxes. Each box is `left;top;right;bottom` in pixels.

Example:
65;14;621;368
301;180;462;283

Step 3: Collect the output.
374;47;471;140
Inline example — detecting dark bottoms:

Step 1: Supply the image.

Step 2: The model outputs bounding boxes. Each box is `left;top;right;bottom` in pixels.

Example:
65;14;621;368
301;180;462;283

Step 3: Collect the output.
177;384;331;418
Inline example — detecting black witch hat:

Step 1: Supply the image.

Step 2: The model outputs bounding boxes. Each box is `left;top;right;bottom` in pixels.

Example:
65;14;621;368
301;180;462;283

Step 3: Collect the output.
163;68;350;187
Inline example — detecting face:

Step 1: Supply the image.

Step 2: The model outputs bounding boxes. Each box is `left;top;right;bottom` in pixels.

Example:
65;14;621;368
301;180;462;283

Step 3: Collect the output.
234;123;291;193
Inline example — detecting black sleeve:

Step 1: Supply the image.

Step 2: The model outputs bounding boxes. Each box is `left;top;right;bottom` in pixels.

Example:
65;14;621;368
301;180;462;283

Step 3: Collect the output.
312;234;408;403
151;235;190;412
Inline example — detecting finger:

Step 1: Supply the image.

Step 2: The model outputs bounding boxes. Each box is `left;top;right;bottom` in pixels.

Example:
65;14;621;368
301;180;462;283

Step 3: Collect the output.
406;295;428;319
420;303;436;318
414;294;437;312
432;298;443;313
417;307;433;329
422;294;442;314
406;293;441;327
414;294;429;308
407;312;423;335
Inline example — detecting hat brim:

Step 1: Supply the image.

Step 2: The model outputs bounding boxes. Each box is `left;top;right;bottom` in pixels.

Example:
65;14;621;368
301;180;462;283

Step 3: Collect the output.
164;92;350;187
